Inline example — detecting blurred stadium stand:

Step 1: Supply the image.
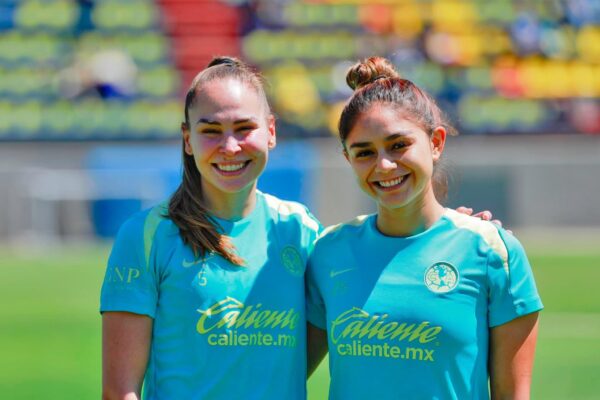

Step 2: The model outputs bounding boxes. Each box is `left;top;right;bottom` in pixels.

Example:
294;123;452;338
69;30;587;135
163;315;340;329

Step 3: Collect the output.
240;0;600;137
0;0;598;141
0;0;599;242
0;0;184;140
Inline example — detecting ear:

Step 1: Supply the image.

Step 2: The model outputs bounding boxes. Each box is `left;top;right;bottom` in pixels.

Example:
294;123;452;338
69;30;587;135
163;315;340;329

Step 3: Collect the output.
267;114;277;149
430;126;446;162
182;122;193;156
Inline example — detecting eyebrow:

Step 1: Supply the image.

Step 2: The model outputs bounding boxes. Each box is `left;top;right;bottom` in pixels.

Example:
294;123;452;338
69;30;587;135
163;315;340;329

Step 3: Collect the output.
348;133;408;149
196;118;257;125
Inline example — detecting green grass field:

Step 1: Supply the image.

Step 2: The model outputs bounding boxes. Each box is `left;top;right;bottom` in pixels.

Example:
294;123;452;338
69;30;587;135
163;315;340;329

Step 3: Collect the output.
0;243;598;399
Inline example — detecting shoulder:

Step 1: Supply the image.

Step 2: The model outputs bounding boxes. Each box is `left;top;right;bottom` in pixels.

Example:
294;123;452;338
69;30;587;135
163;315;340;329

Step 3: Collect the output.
443;208;523;270
308;215;370;275
260;191;321;233
114;200;175;255
315;214;371;248
118;200;171;236
112;200;179;266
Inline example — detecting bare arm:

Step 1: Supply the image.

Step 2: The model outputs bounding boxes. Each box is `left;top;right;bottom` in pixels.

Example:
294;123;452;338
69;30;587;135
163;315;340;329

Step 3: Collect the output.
307;323;328;378
489;312;540;400
102;312;153;400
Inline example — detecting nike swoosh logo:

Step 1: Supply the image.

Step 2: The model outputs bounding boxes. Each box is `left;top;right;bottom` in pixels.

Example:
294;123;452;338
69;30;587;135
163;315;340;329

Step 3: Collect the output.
183;253;216;268
183;259;202;268
330;268;355;278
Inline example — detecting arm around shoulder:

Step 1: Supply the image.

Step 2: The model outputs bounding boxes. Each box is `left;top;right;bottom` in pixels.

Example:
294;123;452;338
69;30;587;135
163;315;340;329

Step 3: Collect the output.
102;311;153;400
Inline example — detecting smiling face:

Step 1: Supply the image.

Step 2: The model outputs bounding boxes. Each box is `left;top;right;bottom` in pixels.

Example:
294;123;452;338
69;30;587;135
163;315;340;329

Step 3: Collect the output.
182;77;276;204
344;102;445;212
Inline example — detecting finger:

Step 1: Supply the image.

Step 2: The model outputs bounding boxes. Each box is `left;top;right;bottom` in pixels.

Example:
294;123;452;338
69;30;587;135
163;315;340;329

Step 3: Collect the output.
491;219;503;227
473;210;492;221
456;206;473;215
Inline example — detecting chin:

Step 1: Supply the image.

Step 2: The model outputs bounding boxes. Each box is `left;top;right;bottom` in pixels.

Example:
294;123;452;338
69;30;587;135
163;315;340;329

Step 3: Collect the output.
216;183;253;194
377;194;413;211
224;178;261;193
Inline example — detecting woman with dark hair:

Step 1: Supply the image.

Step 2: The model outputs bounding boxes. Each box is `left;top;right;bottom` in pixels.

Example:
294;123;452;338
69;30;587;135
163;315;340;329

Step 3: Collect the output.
306;57;542;399
101;57;321;399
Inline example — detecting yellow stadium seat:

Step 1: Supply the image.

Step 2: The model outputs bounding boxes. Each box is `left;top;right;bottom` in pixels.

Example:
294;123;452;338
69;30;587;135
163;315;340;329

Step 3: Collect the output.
14;0;77;31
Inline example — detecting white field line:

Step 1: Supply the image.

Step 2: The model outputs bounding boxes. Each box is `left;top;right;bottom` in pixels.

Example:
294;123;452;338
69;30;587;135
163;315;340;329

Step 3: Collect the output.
539;312;600;339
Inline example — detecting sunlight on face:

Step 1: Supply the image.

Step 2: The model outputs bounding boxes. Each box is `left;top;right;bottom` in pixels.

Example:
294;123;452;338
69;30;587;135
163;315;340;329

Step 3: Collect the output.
345;103;444;211
183;78;276;202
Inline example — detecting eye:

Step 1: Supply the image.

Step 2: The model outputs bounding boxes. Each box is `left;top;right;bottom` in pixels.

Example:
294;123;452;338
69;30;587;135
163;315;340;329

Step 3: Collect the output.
355;149;373;158
391;142;407;151
236;125;255;134
199;127;221;135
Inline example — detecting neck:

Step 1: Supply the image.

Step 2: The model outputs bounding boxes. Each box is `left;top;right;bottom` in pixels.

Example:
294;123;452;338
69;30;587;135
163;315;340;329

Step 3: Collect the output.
376;186;445;237
202;183;258;221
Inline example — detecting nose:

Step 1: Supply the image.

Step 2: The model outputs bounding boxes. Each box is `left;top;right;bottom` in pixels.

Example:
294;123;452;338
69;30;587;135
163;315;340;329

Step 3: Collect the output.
220;133;241;156
375;155;397;173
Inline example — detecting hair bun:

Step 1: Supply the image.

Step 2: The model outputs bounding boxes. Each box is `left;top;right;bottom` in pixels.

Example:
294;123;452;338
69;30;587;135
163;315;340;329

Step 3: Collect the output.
207;56;243;69
346;57;400;90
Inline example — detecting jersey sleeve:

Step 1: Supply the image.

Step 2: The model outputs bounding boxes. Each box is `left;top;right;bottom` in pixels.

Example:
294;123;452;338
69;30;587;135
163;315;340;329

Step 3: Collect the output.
100;213;159;318
487;229;543;327
306;242;327;329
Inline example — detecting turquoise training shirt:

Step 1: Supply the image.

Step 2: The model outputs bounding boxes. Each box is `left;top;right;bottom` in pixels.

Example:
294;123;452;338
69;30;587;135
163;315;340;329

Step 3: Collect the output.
100;191;321;400
306;208;543;400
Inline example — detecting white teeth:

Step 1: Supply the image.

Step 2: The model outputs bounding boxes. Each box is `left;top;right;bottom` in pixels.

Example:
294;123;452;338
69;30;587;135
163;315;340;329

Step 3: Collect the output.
216;163;245;172
378;176;404;188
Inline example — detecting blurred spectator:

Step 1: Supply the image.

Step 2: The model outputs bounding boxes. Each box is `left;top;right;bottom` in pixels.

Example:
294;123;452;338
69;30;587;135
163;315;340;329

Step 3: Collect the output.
57;49;138;100
74;0;95;34
1;0;599;140
512;12;541;55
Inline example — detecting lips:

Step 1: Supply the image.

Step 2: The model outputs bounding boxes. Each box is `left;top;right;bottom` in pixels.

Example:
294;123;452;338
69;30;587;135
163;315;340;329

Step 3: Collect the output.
212;160;251;175
373;174;409;191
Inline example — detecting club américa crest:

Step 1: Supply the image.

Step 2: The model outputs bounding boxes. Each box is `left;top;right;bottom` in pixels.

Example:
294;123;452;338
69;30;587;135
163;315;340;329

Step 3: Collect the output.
424;262;459;294
281;245;304;277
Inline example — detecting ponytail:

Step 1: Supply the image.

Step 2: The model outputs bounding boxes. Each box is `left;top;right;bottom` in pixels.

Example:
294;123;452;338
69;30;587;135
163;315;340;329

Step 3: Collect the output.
168;56;268;266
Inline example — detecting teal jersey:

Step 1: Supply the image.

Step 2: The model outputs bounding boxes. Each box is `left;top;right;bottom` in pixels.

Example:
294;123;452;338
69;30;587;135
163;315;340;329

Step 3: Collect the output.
306;209;543;400
100;191;321;400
